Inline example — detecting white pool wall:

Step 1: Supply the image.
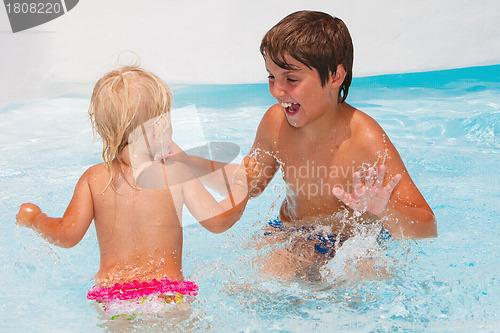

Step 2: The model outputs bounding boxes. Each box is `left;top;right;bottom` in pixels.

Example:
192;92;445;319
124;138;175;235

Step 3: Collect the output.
1;0;499;106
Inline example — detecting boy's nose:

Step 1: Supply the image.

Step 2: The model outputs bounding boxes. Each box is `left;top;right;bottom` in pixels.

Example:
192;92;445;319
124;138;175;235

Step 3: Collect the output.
270;81;286;99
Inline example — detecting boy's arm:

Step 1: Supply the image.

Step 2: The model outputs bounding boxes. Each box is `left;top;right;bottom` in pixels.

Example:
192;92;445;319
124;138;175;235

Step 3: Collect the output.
334;115;437;239
378;149;437;239
16;169;94;248
183;157;261;233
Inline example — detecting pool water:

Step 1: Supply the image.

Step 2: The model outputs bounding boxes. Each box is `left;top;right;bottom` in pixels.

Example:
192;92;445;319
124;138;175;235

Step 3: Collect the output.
0;65;499;332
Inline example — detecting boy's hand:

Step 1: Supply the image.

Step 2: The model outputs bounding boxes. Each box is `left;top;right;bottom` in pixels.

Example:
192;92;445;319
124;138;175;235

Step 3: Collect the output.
16;203;42;228
333;165;401;216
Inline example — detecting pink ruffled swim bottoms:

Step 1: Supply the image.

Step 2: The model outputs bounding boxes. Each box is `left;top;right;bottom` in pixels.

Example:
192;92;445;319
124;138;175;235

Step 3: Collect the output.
87;277;198;301
87;277;198;319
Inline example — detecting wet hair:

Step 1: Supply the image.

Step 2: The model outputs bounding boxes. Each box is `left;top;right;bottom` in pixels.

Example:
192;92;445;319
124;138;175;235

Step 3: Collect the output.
88;66;172;188
260;10;354;103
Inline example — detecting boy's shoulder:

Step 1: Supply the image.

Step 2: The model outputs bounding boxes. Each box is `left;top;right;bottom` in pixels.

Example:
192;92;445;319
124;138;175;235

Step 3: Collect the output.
350;108;385;136
349;107;391;152
253;103;286;149
260;103;286;129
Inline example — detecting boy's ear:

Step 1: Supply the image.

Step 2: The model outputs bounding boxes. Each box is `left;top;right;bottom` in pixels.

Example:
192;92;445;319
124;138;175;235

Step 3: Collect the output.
329;64;347;89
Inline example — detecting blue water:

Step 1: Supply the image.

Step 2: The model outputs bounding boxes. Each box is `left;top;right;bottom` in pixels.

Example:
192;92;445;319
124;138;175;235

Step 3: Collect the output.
0;65;499;332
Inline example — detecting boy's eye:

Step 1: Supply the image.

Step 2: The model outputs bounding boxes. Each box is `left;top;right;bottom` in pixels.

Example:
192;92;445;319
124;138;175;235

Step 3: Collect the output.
287;78;297;82
267;75;275;80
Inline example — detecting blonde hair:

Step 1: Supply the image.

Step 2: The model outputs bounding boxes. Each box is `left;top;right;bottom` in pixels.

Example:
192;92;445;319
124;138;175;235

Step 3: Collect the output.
88;66;173;189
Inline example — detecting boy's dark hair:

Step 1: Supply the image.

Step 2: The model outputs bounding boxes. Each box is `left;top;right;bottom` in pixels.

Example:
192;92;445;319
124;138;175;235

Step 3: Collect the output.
260;11;353;103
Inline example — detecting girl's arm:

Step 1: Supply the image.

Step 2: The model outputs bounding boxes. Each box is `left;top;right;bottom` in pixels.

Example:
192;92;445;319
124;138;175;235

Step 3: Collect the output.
16;170;94;248
164;141;240;195
183;156;261;233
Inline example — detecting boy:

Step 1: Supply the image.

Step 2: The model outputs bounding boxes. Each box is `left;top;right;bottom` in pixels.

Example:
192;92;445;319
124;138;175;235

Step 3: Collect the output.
169;11;436;271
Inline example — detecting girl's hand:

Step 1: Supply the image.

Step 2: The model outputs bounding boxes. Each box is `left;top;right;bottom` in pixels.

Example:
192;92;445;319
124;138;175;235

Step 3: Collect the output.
242;156;262;191
233;156;262;192
154;141;187;163
16;203;42;228
332;165;401;216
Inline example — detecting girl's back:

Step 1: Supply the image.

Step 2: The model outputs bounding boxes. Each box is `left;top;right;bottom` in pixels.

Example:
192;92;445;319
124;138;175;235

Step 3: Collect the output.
88;158;185;287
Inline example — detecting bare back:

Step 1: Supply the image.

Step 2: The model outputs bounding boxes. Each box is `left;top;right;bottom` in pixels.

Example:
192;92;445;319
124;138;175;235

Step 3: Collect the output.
88;160;186;287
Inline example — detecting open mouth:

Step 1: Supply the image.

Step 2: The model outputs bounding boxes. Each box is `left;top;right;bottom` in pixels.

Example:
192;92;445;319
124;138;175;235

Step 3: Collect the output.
280;102;300;114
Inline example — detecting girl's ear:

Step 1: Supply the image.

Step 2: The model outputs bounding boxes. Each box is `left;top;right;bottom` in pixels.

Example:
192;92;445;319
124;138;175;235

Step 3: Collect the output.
329;64;347;90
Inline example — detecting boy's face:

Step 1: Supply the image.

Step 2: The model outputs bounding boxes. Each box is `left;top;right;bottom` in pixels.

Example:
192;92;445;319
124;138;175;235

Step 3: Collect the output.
265;54;337;128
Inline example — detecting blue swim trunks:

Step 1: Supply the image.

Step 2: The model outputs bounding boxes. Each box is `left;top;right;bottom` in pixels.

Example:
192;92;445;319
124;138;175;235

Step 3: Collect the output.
263;219;349;259
264;219;391;259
